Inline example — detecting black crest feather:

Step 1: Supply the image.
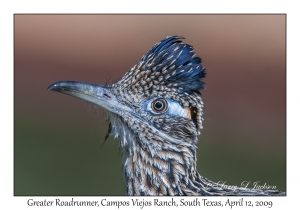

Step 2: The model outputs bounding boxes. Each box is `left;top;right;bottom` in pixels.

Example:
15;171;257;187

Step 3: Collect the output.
115;36;206;97
141;36;206;94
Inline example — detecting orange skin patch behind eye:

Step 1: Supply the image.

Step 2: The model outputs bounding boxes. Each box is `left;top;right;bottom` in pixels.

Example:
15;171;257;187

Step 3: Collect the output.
184;107;192;120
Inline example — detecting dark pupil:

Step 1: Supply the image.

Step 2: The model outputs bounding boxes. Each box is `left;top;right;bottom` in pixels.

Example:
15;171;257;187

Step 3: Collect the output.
155;101;163;110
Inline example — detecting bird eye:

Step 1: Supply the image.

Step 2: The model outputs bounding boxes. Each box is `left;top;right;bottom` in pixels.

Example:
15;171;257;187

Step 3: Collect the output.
152;98;167;113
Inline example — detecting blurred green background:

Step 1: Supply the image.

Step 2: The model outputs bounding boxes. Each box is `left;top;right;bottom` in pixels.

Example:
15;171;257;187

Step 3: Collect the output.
14;15;286;195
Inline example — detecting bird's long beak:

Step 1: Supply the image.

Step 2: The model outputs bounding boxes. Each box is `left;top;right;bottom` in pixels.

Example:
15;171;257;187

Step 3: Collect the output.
47;81;128;114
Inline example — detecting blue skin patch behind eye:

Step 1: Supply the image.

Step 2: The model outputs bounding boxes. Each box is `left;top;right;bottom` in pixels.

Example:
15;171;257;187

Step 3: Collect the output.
143;98;189;118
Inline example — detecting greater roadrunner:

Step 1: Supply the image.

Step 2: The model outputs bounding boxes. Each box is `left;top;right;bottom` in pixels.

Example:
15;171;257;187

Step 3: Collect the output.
48;36;285;196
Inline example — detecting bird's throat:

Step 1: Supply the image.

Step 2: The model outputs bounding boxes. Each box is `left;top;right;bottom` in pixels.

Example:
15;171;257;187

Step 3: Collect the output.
122;138;199;195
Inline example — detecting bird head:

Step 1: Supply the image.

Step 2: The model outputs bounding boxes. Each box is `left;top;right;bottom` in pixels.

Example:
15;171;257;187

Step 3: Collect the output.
48;36;205;148
48;36;206;195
